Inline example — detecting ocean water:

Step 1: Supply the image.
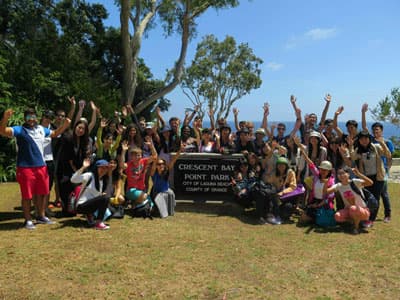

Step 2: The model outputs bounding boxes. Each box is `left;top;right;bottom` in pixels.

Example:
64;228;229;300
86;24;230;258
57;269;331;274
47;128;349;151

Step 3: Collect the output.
203;121;399;139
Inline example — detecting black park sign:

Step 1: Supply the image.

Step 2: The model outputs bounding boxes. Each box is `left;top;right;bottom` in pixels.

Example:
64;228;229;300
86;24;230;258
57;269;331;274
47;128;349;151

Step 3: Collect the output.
173;153;244;201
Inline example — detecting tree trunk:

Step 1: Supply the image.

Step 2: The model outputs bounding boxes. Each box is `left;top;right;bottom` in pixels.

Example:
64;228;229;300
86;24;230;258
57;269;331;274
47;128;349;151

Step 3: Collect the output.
134;7;191;114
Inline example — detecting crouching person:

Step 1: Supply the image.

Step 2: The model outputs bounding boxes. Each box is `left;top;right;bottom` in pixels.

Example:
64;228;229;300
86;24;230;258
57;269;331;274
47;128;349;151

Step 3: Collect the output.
125;188;153;219
262;157;298;224
325;167;372;234
70;158;112;230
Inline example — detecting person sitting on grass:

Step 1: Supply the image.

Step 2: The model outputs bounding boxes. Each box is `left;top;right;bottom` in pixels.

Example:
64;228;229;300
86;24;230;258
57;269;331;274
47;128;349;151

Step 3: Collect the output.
324;167;373;235
149;143;184;218
120;136;157;195
70;158;113;230
262;157;297;225
294;136;335;225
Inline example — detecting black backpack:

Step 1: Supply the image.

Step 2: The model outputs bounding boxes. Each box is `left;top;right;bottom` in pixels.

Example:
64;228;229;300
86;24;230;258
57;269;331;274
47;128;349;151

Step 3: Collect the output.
349;181;379;215
132;198;153;219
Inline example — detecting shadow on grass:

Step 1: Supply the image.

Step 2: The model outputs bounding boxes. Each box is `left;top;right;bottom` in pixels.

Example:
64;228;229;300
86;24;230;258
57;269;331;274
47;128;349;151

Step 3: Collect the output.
175;201;266;226
55;218;89;229
0;211;23;222
297;222;370;235
0;221;23;230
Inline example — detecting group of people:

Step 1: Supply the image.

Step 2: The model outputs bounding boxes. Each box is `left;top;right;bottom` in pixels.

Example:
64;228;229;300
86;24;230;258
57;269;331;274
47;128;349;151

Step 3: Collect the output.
0;94;394;234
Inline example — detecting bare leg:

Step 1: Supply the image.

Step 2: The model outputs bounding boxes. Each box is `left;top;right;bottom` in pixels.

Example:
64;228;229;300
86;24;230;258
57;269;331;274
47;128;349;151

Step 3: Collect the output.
21;199;32;220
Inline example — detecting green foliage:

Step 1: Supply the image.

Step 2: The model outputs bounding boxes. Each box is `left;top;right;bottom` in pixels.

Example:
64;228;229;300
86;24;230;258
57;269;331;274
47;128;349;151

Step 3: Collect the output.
371;87;400;126
181;34;262;121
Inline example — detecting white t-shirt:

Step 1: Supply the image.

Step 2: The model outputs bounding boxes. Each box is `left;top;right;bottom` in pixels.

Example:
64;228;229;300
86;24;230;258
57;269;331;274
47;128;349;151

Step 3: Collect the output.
331;178;366;208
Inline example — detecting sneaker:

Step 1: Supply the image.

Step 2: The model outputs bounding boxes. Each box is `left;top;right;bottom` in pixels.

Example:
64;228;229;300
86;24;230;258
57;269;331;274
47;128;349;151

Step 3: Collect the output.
258;217;267;225
384;216;391;223
24;220;36;230
94;222;110;230
36;216;56;225
351;228;359;235
267;216;282;225
362;220;374;228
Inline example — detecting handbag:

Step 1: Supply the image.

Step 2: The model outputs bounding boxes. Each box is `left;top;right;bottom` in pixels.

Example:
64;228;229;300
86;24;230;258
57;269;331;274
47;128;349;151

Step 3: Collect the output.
280;184;306;201
315;207;336;227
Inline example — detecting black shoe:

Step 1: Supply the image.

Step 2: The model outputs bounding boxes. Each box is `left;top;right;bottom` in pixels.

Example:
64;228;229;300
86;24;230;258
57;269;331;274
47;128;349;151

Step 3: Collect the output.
258;217;267;225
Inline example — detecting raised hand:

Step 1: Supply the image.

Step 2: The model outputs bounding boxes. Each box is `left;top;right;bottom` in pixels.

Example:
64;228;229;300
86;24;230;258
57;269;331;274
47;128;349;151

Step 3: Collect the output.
290;95;296;104
82;158;91;169
121;106;128;117
324;94;332;103
362;103;368;113
90;101;97;111
78;100;86;109
335;106;344;115
67;96;76;105
100;118;109;128
263;102;270;115
121;140;129;152
233;107;238;116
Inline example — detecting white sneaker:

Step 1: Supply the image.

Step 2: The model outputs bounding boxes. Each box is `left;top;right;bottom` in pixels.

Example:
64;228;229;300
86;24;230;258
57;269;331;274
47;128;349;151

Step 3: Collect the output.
24;220;36;230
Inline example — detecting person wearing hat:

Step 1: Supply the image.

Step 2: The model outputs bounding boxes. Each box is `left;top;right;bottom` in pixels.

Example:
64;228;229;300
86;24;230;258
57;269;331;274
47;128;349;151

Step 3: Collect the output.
197;128;219;153
219;124;235;154
235;127;255;154
261;156;297;225
295;135;336;225
297;130;327;183
348;129;391;228
0;107;71;229
70;158;113;230
254;128;266;156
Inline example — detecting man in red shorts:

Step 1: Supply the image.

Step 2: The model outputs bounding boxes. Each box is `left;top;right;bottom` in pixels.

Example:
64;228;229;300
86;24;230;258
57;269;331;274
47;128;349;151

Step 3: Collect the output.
0;108;71;229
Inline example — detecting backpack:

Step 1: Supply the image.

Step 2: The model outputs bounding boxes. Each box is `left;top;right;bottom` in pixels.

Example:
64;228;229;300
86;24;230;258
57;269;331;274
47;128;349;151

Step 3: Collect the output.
67;177;92;215
132;198;154;219
349;180;379;215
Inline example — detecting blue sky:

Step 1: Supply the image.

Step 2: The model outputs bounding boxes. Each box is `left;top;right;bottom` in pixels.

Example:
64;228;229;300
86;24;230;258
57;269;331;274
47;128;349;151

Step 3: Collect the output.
88;0;400;122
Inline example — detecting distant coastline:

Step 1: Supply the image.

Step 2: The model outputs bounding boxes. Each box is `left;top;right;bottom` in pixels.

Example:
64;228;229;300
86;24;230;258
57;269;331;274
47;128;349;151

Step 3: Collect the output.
202;121;399;139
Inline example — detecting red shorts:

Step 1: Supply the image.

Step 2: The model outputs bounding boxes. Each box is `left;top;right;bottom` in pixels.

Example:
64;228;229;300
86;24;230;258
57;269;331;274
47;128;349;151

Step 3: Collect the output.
16;166;49;200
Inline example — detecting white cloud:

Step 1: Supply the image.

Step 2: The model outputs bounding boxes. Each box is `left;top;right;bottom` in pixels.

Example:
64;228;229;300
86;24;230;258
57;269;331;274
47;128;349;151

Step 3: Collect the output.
285;27;338;49
305;28;337;40
266;62;283;71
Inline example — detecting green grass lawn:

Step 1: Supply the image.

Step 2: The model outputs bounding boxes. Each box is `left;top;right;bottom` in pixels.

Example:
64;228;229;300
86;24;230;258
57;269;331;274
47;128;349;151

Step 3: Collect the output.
0;182;399;299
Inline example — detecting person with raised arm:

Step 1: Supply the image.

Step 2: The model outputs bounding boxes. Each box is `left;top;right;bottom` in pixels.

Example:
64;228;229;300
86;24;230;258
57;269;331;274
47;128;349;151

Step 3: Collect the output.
149;143;184;218
294;136;335;225
120;136;157;193
73;100;98;134
0;108;71;229
361;104;394;222
70;158;113;230
96;118;122;161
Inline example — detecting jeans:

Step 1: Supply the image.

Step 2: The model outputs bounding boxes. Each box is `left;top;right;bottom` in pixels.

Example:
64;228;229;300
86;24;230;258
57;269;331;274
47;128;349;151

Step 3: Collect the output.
380;179;391;217
76;195;109;221
365;176;384;221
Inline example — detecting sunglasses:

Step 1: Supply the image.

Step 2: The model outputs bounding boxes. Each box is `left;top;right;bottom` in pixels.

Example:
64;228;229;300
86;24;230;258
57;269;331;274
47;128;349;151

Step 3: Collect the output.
25;115;37;121
57;114;66;118
277;127;285;130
